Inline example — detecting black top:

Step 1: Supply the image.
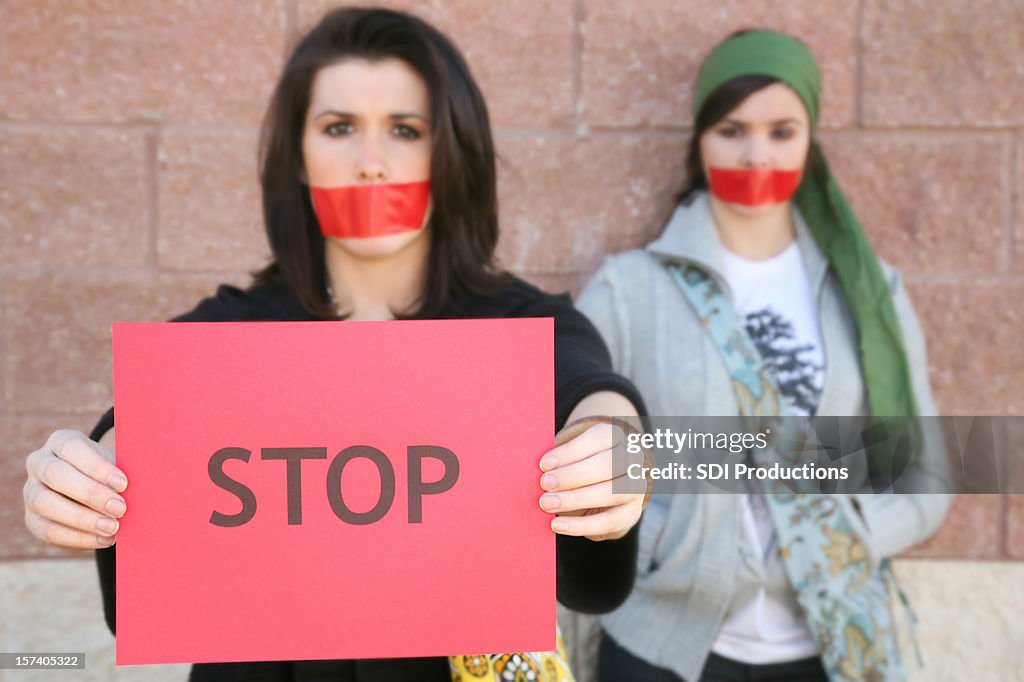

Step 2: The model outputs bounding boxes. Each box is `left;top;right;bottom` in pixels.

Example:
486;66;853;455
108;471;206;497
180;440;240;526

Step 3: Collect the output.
91;276;646;682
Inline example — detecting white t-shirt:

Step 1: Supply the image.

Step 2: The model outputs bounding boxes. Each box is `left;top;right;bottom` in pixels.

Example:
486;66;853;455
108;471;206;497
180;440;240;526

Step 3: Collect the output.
711;241;825;664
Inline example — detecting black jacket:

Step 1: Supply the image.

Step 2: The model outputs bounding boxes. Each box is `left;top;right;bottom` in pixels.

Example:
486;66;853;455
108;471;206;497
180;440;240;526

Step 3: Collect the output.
91;276;646;682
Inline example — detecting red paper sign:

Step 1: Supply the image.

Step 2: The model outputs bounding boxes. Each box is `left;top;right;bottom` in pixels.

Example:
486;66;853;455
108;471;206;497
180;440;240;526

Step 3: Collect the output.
112;318;554;665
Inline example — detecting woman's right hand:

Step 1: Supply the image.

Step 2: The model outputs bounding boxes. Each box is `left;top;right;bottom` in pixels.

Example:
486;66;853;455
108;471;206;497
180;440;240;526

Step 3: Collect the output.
23;429;127;550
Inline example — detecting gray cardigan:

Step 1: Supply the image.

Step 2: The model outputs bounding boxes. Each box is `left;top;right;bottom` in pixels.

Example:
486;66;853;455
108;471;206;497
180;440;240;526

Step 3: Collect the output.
570;193;951;682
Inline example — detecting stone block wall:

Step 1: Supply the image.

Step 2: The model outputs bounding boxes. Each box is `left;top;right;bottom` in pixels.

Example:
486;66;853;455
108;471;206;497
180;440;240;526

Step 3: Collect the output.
2;1;1021;679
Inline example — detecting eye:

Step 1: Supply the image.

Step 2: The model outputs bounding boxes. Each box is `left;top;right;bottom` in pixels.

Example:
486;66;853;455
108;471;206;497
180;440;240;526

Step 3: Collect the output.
716;124;742;139
392;124;423;140
771;126;795;141
324;121;354;137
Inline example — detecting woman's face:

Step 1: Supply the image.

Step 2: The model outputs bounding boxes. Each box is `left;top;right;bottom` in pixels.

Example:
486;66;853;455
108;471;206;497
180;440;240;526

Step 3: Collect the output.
302;58;433;258
699;82;810;217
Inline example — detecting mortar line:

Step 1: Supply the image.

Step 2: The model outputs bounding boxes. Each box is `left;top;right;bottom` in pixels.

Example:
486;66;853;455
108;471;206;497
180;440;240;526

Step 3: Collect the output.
855;0;866;127
145;131;160;270
571;0;586;133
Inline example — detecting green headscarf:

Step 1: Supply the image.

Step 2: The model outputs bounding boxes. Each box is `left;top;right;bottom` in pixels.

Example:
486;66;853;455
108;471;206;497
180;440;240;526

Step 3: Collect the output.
694;31;919;474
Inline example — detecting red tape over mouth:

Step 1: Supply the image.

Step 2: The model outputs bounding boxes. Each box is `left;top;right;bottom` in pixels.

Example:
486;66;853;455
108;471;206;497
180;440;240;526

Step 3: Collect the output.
311;180;431;238
708;167;801;207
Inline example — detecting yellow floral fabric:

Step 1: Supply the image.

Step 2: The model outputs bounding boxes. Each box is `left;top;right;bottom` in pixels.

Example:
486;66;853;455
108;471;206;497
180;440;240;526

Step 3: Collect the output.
449;629;575;682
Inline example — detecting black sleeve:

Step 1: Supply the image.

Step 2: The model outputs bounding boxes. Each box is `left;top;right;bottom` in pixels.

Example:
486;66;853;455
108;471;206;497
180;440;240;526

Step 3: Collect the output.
555;524;640;614
170;281;309;323
516;290;648;614
89;408;117;635
516;291;646;430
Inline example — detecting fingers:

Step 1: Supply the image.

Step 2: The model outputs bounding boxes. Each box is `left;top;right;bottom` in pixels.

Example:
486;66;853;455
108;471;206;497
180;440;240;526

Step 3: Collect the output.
23;480;120;537
540;447;615;492
24;508;116;550
540;478;623;514
540;427;644;493
45;429;126;491
27;446;126;518
539;422;646;541
24;429;127;551
540;423;619;471
549;500;641;542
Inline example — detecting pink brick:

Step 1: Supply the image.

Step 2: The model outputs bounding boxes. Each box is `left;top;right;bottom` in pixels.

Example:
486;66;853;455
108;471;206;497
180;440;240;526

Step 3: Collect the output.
822;132;1012;276
1;288;8;414
0;0;286;124
7;273;247;415
862;0;1024;127
582;0;856;130
157;131;271;272
0;128;149;268
906;281;1024;416
297;0;575;127
495;132;686;274
1016;134;1023;272
1008;495;1024;559
904;495;1003;559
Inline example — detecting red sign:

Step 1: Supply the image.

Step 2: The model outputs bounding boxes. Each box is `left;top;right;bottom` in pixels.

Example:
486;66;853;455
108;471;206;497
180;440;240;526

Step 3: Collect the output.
112;318;554;665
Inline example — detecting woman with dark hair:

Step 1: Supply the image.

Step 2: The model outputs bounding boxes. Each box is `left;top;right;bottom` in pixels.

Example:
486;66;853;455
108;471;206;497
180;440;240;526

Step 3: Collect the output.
22;7;648;681
575;30;950;682
255;5;509;319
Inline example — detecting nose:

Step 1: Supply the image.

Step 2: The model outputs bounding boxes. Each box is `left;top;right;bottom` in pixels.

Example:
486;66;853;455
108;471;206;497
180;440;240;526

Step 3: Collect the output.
356;138;388;183
741;135;771;169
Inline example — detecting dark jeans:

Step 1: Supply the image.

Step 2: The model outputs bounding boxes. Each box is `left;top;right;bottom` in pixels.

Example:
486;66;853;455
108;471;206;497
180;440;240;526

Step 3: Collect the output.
598;632;828;682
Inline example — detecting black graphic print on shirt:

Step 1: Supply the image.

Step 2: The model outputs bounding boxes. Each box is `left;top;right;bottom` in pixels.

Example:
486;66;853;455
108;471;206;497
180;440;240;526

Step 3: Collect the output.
744;308;824;415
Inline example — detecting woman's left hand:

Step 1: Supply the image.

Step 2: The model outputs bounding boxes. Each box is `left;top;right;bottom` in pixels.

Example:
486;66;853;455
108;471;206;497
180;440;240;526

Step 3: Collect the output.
538;420;649;542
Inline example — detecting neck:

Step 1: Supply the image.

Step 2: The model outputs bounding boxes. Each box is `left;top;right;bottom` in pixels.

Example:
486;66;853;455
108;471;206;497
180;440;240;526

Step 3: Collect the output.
324;235;430;321
708;195;796;260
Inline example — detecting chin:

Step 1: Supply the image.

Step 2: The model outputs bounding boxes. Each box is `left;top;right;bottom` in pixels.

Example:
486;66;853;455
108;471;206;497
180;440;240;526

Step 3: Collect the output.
328;227;428;260
720;199;789;219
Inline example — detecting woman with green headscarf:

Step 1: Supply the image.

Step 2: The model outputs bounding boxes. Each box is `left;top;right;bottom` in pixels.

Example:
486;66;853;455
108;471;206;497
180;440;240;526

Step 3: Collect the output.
574;30;950;682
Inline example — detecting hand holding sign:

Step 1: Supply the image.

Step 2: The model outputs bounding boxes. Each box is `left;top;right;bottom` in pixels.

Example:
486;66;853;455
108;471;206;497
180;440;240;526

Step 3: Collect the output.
540;409;649;542
23;429;127;550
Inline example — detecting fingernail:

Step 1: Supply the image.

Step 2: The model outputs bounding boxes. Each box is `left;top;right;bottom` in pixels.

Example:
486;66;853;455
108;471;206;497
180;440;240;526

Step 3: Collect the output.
540;473;558;491
539;455;557;472
96;535;115;547
108;473;127;493
540;494;561;511
551;518;569;533
96;518;119;535
106;498;126;518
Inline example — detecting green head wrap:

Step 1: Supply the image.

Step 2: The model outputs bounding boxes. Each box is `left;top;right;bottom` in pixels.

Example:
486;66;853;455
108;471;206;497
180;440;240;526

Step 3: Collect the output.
693;31;821;125
694;31;919;474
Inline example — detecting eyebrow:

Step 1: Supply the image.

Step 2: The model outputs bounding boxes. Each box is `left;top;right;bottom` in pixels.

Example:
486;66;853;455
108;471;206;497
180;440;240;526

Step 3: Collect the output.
721;117;804;127
390;112;430;122
313;109;430;123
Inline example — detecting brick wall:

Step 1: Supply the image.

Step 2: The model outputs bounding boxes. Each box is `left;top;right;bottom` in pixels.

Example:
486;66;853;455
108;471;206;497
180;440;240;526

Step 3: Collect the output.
2;0;1021;565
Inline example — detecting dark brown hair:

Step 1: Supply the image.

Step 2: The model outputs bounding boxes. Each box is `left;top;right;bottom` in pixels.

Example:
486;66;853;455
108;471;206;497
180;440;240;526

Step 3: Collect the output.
254;7;508;318
676;74;780;204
